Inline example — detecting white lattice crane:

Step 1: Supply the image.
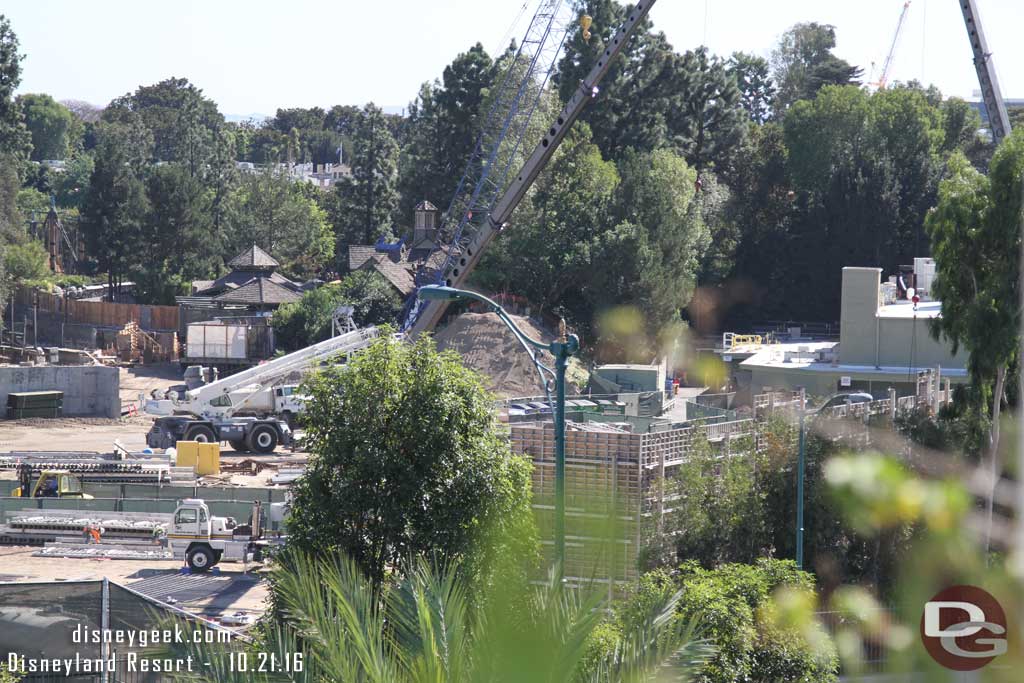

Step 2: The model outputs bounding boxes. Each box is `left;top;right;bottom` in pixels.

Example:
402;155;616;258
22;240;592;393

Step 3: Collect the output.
871;1;912;90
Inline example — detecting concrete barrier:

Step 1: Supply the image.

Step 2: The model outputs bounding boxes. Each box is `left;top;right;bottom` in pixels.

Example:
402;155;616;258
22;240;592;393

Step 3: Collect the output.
0;365;120;418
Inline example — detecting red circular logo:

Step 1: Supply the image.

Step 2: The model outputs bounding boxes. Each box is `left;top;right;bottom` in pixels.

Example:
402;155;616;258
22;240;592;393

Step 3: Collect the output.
920;585;1007;671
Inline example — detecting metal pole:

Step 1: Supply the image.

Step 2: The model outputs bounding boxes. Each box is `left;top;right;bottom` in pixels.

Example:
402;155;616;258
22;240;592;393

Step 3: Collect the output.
796;388;806;569
554;343;568;573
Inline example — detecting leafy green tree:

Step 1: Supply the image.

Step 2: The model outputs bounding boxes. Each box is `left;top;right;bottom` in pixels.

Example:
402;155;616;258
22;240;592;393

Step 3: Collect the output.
17;93;74;161
599;147;710;344
288;332;535;586
925;134;1024;552
474;124;619;323
81;118;152;298
222;166;333;279
333;103;399;247
729;52;776;124
272;271;402;352
621;561;838;683
4;240;49;282
270;106;326;135
0;15;31;168
104;77;224;168
781;85;943;317
771;22;861;115
53;153;93;209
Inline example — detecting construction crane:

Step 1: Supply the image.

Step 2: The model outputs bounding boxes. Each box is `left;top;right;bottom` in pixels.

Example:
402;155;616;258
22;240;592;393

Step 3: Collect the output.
872;1;912;90
144;326;379;453
959;0;1011;144
405;0;660;336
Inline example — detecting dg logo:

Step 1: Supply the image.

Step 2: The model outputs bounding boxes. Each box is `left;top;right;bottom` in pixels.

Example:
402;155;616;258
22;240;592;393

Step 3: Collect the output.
920;585;1007;671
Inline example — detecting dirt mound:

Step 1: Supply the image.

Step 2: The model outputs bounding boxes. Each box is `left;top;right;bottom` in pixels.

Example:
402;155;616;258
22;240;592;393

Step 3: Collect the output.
434;312;557;398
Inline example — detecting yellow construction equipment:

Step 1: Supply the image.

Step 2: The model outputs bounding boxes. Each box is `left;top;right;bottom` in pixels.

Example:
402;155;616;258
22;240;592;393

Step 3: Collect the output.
11;466;94;499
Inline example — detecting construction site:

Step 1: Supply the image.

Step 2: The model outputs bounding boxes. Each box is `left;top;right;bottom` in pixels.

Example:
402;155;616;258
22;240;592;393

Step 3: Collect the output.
1;0;1020;678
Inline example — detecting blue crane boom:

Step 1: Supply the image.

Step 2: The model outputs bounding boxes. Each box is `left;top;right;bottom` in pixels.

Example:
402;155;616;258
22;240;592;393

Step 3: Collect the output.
405;0;659;336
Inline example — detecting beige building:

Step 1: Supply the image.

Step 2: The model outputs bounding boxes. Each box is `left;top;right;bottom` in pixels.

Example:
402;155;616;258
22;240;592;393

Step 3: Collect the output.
724;266;967;401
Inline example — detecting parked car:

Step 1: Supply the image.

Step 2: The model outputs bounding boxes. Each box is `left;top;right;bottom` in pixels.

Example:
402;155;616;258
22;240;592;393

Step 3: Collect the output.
815;392;873;414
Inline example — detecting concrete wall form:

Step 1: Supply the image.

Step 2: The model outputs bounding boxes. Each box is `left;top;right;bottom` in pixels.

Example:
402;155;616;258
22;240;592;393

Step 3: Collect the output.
0;365;120;418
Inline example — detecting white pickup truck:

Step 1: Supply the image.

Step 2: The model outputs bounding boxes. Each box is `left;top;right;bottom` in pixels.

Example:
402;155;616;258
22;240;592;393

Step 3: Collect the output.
167;498;275;571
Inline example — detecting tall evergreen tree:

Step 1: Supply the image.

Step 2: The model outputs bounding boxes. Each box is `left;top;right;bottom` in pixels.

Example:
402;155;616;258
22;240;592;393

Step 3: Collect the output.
667;47;746;173
335;103;399;248
81;119;152;298
729;52;776;124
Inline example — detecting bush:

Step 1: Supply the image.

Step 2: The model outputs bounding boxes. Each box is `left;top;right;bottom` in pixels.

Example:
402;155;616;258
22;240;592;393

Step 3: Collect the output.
272;270;402;351
619;559;838;683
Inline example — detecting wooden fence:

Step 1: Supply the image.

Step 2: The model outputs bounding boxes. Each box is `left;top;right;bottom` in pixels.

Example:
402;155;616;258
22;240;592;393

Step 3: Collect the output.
15;287;179;331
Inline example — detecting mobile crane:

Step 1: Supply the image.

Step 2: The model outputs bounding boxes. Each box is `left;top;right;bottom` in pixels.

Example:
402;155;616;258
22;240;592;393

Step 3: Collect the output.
145;326;379;453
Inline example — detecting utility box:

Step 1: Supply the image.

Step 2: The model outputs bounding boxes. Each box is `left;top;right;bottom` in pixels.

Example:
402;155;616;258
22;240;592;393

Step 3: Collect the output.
196;442;221;475
175;441;220;475
176;441;200;472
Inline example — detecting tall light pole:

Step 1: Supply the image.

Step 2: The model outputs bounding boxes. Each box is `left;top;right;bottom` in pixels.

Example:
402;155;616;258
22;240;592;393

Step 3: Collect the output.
418;285;579;570
796;388;807;569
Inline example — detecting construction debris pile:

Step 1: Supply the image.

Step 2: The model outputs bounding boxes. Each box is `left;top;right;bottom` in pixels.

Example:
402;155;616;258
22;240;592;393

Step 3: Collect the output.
434;312;586;398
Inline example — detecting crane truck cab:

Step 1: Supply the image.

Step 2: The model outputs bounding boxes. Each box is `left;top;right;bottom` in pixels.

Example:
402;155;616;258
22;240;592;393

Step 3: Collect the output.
168;498;268;571
11;467;94;499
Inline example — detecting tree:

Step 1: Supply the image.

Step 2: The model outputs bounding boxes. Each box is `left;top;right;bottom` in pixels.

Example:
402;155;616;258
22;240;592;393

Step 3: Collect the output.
556;0;675;159
0;15;31;167
4;241;48;282
925;134;1024;552
621;561;838;683
287;332;535;586
771;23;861;115
398;44;498;220
333;103;399;248
781;85;944;317
272;271;402;352
170;550;710;683
666;47;746;173
104;77;224;168
136;163;217;304
728;52;776;124
17;94;74;161
81;118;152;298
222;166;333;279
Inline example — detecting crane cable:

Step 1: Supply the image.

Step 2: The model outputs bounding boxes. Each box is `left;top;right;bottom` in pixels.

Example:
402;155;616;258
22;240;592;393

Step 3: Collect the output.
493;1;530;56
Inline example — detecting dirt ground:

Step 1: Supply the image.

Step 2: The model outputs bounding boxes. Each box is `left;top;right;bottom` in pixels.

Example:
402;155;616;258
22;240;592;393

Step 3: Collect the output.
119;361;183;406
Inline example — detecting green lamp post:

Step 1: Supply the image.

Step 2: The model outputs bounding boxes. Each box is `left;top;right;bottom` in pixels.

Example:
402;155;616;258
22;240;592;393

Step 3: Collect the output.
417;284;579;570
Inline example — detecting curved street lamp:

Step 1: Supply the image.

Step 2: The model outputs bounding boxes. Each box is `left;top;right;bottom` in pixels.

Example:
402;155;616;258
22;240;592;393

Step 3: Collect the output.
417;284;579;571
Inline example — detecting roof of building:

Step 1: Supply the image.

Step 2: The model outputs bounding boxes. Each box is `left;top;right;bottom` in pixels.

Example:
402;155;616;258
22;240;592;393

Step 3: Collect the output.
415;200;438;211
364;254;416;296
737;340;967;378
194;269;299;297
213;277;302;305
348;245;379;272
877;300;943;319
228;244;279;270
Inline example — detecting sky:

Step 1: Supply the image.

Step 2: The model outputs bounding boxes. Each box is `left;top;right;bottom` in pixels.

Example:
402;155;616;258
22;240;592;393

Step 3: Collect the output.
4;0;1023;119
